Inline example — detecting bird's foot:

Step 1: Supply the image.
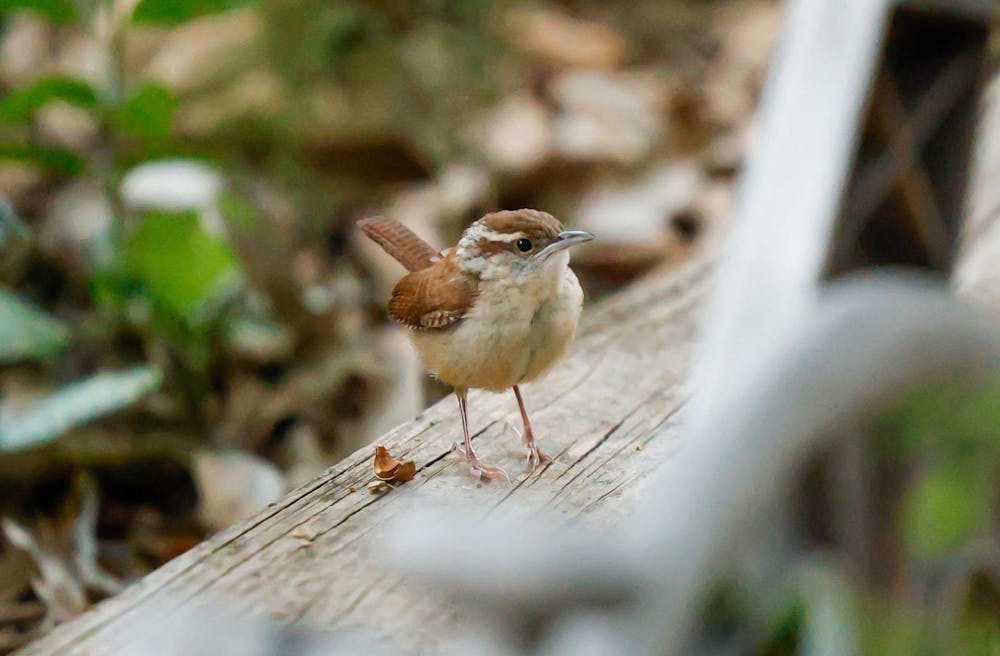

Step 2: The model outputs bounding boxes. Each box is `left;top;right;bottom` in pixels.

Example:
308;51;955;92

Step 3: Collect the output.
504;421;552;472
524;441;552;473
468;458;510;482
452;441;509;482
526;443;552;470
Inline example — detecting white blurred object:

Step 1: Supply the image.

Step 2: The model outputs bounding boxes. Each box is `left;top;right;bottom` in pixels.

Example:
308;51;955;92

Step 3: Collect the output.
958;76;1000;312
121;598;392;656
194;450;286;532
0;14;49;85
482;93;552;173
574;161;704;245
41;180;113;254
550;71;666;164
120;159;225;233
503;7;628;69
436;164;491;217
120;159;223;211
36;103;98;151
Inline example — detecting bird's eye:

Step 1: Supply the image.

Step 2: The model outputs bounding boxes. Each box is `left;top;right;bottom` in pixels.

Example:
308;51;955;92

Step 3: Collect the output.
516;238;533;252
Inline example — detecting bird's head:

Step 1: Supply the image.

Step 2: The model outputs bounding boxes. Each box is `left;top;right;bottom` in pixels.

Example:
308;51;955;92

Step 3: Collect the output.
455;209;594;281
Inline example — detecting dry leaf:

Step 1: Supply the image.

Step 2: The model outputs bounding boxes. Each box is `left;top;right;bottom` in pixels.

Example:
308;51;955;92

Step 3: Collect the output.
370;446;417;488
72;474;123;596
367;480;390;493
2;518;87;624
373;445;400;480
504;7;629;69
393;460;417;483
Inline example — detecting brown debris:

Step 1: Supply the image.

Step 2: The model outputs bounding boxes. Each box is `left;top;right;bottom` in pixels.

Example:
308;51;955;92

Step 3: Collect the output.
369;446;417;490
367;480;390;493
392;460;417;483
373;445;400;480
504;7;629;69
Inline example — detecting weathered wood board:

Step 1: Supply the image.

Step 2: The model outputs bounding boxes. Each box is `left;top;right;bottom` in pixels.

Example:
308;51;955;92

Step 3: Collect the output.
19;251;714;655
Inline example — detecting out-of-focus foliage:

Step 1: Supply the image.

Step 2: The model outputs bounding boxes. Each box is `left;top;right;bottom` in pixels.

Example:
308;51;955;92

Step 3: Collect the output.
115;210;239;322
887;379;999;559
112;83;178;155
902;461;992;558
0;288;69;363
0;77;97;123
132;0;255;25
699;377;1000;655
0;366;161;452
0;0;77;23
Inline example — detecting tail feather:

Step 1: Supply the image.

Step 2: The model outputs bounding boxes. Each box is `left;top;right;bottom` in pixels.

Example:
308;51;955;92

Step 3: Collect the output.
357;216;438;272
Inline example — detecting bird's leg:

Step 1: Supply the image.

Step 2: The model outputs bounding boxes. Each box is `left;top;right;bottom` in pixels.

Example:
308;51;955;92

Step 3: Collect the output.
451;388;509;482
513;385;552;471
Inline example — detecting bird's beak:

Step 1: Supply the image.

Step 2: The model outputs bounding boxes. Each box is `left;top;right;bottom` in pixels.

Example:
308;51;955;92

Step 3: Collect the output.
539;230;595;258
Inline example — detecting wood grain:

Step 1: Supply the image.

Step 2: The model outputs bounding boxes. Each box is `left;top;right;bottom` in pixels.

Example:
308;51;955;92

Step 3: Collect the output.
19;253;713;655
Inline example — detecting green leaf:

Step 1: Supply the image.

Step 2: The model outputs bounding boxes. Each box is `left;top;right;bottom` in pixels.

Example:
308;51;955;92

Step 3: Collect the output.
903;463;992;558
113;83;177;145
883;378;1000;459
0;0;77;22
326;4;383;62
0;367;162;452
131;0;255;25
123;210;239;322
0;76;98;123
218;190;262;227
955;616;1000;656
860;604;925;656
0;143;84;175
0;287;69;363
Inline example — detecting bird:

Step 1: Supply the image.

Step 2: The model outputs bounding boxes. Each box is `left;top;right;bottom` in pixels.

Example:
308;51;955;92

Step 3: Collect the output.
358;209;594;481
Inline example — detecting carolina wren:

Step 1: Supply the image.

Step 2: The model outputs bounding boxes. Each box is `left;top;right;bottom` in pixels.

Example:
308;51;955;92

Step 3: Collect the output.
359;210;594;481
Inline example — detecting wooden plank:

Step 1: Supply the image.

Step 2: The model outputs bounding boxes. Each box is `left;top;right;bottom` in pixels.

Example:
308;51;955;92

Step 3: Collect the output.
19;252;714;655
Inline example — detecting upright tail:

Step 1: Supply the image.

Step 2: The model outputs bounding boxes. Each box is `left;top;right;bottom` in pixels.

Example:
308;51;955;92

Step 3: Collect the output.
357;216;439;273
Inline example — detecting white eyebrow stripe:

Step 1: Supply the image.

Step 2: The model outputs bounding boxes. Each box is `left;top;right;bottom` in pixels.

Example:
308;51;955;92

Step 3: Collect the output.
458;224;526;247
480;229;525;243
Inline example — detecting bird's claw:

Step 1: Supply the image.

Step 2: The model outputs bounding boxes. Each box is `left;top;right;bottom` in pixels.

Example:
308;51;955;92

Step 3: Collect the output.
469;460;510;482
453;441;509;482
507;421;552;472
525;444;553;472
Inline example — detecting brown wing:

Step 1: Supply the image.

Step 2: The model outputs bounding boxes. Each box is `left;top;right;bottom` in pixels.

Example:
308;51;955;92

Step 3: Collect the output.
387;256;477;329
357;216;439;272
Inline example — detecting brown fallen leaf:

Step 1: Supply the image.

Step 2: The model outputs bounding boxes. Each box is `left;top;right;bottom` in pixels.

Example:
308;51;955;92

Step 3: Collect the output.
1;518;86;624
373;445;400;480
370;446;418;488
367;480;391;493
393;460;417;482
